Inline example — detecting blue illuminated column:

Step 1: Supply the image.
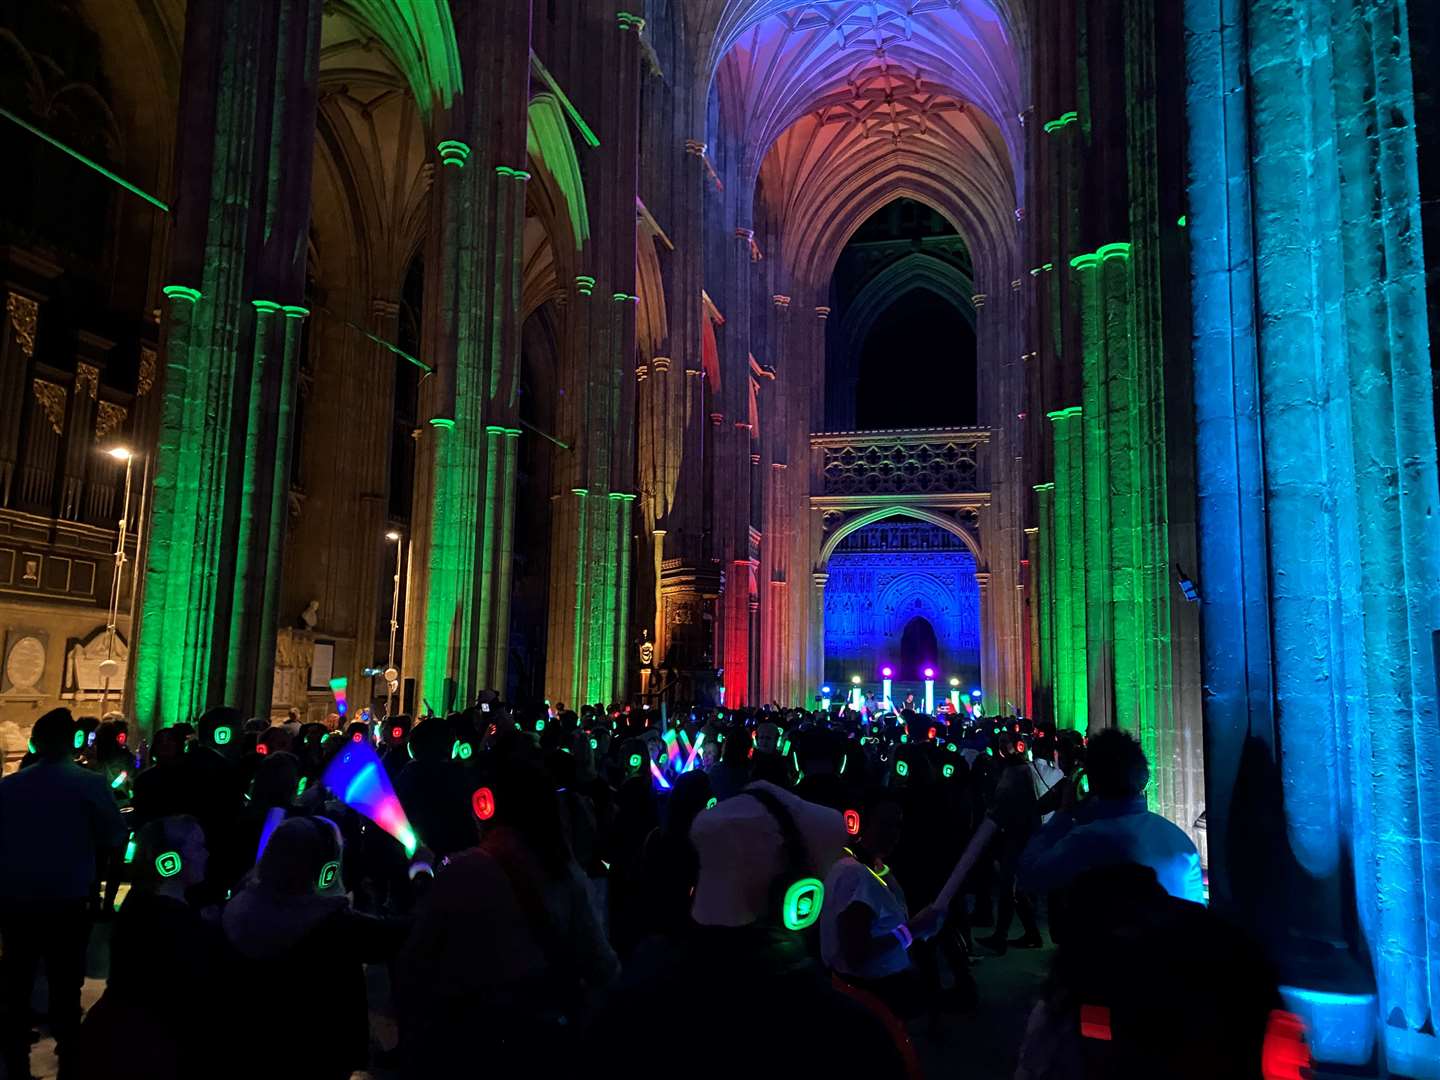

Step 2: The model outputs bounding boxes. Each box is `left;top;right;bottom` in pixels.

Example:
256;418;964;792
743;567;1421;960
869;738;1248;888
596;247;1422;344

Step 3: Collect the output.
850;675;862;712
1186;0;1440;1072
881;667;892;712
923;668;934;714
949;677;961;714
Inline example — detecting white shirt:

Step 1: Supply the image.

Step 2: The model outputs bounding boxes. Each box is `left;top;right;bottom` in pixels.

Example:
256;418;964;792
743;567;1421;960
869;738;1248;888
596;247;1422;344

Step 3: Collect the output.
820;853;910;979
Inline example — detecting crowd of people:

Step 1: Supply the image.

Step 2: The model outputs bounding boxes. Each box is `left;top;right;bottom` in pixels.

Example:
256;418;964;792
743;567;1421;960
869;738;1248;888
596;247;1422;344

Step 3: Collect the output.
0;693;1305;1079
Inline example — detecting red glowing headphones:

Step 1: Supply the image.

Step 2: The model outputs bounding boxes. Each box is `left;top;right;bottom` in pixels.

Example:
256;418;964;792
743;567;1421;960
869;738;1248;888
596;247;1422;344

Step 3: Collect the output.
843;809;861;836
472;786;496;821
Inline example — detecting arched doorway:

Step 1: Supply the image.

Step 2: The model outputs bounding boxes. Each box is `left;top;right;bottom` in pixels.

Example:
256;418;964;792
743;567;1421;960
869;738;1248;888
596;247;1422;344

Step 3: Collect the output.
899;616;939;681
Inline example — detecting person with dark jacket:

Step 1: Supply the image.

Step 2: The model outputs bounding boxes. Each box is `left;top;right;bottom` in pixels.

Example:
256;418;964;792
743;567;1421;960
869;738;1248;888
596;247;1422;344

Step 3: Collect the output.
399;762;618;1075
0;707;126;1077
394;716;478;857
218;816;408;1080
72;815;219;1079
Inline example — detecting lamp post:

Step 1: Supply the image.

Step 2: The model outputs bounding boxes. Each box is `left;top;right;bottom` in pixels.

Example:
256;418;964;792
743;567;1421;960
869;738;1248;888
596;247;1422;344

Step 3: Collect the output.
881;666;893;713
923;667;935;715
850;674;863;712
98;446;136;715
384;530;404;718
949;676;961;714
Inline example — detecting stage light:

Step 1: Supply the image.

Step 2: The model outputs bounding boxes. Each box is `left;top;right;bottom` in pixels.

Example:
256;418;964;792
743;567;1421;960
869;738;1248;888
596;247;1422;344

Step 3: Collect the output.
385;530;402;542
323;740;418;855
882;666;893;678
923;669;935;714
881;668;893;712
106;446;134;461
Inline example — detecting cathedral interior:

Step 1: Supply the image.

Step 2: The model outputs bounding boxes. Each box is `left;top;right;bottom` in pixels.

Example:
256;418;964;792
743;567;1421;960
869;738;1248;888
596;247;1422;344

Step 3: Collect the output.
0;0;1437;1075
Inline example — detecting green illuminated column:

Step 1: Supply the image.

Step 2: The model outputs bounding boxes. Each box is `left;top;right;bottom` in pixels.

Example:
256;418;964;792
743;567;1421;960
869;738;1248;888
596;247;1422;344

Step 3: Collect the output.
131;0;323;735
475;424;503;685
1030;488;1056;721
570;487;590;704
487;428;521;692
612;492;637;701
1072;252;1114;726
1048;407;1087;729
226;299;278;704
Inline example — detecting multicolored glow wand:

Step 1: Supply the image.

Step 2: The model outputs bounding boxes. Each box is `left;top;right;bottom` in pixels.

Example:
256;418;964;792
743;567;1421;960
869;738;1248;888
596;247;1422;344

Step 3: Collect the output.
330;677;348;717
682;731;705;773
322;740;418;856
649;760;671;791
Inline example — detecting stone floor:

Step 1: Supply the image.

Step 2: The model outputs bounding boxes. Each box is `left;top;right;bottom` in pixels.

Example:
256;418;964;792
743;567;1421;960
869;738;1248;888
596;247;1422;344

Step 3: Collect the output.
24;930;1052;1080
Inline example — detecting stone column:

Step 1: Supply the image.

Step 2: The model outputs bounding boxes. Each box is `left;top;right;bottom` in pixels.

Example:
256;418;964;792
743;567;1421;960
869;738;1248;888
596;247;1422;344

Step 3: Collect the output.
132;0;323;735
1031;486;1057;724
1187;1;1440;1069
1047;406;1087;729
975;571;994;702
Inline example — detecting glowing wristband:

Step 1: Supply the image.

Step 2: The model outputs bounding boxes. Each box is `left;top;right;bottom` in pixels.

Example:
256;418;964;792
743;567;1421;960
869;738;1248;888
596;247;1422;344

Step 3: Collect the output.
892;924;914;950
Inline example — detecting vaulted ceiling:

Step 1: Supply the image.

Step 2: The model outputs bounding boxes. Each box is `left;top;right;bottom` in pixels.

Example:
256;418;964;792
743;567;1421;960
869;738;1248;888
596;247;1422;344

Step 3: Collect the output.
708;1;1024;286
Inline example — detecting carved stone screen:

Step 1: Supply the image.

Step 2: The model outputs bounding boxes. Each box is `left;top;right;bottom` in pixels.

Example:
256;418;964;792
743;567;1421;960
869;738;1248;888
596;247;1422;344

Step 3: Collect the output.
823;520;980;690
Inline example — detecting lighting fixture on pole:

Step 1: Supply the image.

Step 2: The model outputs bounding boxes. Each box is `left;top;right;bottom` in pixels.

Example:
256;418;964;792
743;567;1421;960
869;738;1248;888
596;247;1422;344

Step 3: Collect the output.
820;685;832;711
881;666;893;713
850;674;863;711
384;530;404;718
949;676;961;713
923;667;935;714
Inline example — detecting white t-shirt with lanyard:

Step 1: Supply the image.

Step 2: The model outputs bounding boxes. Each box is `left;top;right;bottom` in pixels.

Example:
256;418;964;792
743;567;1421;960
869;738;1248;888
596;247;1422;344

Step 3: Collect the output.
1029;758;1065;824
821;850;911;979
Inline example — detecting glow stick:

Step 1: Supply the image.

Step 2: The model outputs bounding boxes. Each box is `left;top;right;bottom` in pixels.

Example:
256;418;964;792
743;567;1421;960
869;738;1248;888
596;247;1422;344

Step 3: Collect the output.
330;677;348;717
255;805;286;863
649;760;671;790
322;740;418;856
682;731;705;773
933;818;999;909
111;770;128;789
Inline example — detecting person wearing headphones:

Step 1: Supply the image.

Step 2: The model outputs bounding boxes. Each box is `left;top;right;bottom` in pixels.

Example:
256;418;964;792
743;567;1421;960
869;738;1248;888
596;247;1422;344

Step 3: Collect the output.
73;815;217;1079
821;789;945;1017
593;780;911;1079
219;815;411;1079
0;707;126;1078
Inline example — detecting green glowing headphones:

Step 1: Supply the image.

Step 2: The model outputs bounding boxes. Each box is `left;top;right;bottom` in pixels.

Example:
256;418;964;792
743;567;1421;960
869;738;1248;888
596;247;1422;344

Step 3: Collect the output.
213;725;233;746
318;860;341;889
942;763;955;778
744;786;824;932
155;850;183;878
628;752;643;770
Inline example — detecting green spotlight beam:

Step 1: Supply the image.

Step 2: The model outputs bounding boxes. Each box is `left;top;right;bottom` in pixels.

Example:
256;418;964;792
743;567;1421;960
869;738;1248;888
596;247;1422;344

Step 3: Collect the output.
529;51;600;148
515;415;569;450
326;310;434;375
1;107;170;213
